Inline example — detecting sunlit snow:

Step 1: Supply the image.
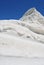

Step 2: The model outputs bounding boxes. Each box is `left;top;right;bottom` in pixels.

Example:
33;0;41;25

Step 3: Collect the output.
0;8;44;65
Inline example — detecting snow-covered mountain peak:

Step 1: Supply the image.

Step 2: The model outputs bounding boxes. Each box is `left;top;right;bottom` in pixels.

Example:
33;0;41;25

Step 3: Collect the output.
0;8;44;59
20;7;43;17
20;8;44;24
22;7;37;16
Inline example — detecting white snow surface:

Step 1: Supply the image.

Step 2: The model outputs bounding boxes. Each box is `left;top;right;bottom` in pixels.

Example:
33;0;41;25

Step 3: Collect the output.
0;8;44;65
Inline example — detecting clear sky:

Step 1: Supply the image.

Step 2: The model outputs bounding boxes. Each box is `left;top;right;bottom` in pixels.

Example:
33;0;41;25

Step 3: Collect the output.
0;0;44;20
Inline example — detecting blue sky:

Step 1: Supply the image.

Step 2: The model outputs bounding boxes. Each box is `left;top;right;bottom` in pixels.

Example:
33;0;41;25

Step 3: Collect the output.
0;0;44;20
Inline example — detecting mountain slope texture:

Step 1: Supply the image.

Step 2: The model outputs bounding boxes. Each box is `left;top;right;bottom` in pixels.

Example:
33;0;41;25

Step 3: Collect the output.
0;8;44;65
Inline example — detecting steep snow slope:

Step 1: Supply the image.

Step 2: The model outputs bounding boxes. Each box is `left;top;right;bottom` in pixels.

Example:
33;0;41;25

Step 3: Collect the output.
0;20;44;43
0;8;44;58
0;8;44;65
0;33;44;57
20;8;44;43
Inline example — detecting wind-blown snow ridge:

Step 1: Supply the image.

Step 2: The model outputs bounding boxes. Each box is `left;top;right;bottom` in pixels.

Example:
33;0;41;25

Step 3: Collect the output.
0;8;44;58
